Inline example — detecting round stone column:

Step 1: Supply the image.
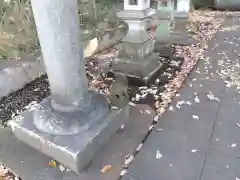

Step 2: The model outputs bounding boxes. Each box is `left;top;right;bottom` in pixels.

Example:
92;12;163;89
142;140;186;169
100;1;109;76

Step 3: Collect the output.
30;0;109;135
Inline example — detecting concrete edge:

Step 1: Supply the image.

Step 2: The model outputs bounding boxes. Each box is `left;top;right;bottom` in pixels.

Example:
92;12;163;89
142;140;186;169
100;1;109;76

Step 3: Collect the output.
0;54;46;99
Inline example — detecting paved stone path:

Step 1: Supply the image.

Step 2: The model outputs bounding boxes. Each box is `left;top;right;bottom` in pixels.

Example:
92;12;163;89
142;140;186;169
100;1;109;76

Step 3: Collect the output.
122;16;240;180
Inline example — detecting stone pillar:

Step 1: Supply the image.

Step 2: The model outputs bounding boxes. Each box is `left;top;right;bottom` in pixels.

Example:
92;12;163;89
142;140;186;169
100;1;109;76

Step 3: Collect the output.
30;0;97;135
111;0;164;85
171;0;197;45
9;0;128;174
154;0;175;57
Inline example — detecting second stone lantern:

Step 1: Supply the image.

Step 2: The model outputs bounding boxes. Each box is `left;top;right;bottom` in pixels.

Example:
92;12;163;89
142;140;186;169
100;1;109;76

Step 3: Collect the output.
111;0;164;85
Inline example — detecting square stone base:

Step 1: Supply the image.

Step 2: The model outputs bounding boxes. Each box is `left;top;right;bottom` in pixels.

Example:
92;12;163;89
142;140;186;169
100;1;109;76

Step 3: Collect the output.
154;43;172;58
119;39;154;59
8;104;129;174
174;17;188;32
112;53;165;85
170;31;198;46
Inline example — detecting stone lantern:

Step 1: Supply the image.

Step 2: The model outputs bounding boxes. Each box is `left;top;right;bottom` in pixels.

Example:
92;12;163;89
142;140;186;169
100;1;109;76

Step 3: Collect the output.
112;0;163;85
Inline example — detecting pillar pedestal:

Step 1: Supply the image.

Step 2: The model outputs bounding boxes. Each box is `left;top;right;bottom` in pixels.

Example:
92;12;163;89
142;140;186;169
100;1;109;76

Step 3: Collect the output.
8;0;129;174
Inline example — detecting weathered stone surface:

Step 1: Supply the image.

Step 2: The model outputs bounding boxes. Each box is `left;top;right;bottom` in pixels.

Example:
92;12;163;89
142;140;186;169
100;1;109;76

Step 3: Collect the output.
8;102;129;174
213;0;240;10
118;39;154;60
0;104;154;180
201;150;240;180
112;53;164;84
115;6;160;85
0;57;45;99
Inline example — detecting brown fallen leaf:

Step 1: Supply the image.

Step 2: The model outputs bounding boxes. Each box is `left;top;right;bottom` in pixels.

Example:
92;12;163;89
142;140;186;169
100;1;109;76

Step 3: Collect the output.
49;160;57;168
100;165;113;173
0;167;8;177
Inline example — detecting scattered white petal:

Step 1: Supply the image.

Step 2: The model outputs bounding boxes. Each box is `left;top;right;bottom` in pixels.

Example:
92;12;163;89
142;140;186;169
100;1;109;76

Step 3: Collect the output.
144;109;151;115
186;101;192;105
135;94;141;101
231;143;237;148
206;91;220;102
236;122;240;128
192;115;199;120
139;86;147;90
136;143;143;152
120;124;125;130
124;155;134;166
153;115;159;123
236;177;240;180
169;106;174;111
59;164;66;172
149;125;154;131
111;106;119;110
156;128;163;132
129;102;136;106
120;169;127;176
156;150;163;160
191;149;198;153
194;96;200;103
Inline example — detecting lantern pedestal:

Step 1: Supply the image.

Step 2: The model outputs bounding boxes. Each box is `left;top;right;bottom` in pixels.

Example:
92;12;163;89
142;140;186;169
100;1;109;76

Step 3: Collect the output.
171;16;197;45
112;8;164;85
171;0;197;45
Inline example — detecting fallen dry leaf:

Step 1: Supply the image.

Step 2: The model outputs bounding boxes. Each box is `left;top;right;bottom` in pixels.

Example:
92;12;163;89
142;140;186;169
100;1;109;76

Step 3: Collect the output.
100;165;113;173
49;160;57;168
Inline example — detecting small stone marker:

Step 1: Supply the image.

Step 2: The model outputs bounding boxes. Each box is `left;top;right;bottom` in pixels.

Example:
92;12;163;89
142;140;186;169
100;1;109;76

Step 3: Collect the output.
112;0;164;85
8;0;128;175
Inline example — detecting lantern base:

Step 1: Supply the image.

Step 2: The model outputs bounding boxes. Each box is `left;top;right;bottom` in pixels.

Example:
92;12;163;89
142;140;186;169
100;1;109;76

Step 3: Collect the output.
154;43;173;58
8;92;129;174
112;53;164;85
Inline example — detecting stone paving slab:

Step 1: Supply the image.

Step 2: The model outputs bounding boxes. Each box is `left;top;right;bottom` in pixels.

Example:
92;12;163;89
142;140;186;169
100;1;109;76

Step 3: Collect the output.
0;104;155;180
201;150;240;180
210;88;240;158
124;129;207;180
123;16;240;180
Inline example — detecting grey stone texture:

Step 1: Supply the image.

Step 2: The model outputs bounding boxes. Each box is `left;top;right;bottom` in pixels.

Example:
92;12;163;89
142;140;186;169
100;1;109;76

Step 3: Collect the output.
9;101;129;174
8;0;130;175
214;0;240;10
0;104;155;180
123;16;240;180
0;52;45;99
114;8;163;84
